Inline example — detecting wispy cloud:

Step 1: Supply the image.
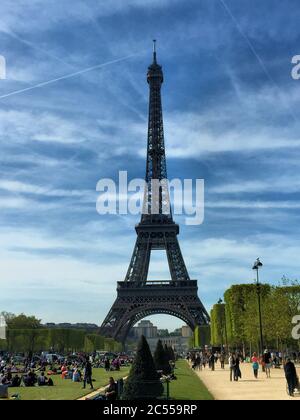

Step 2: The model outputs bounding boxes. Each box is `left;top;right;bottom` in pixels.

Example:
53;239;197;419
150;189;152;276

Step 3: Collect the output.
1;0;300;327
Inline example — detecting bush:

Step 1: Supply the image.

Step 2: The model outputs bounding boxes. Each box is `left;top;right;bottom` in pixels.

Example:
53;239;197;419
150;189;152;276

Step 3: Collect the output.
123;336;163;400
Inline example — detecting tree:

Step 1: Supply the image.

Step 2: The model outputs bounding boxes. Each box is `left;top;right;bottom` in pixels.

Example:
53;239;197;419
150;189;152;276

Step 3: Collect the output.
6;314;43;355
1;311;15;324
123;336;163;400
219;283;300;351
7;329;48;355
154;340;169;374
194;325;211;348
84;334;105;353
167;346;176;361
169;328;181;336
224;284;271;349
210;303;226;347
164;344;172;373
48;329;85;353
7;314;42;330
157;329;169;337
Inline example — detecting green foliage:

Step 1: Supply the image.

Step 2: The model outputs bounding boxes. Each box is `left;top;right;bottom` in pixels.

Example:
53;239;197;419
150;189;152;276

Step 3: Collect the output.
7;314;42;330
0;338;7;350
7;367;131;400
167;345;176;361
188;334;195;348
1;313;122;354
154;340;170;374
123;336;163;400
169;360;214;400
194;325;211;348
7;329;48;353
210;303;226;346
157;329;169;337
6;328;119;354
47;329;85;353
220;284;300;350
224;284;271;347
84;334;105;353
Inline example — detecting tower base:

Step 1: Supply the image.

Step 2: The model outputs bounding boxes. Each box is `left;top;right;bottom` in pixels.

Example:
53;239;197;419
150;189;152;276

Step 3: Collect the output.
100;280;209;344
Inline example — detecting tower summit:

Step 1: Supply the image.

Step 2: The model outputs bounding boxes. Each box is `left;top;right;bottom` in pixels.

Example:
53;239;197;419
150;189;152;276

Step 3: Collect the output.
100;44;209;344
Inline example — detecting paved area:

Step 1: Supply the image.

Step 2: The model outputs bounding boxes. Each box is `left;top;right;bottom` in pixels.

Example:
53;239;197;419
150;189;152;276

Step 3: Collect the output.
77;385;107;400
194;362;300;400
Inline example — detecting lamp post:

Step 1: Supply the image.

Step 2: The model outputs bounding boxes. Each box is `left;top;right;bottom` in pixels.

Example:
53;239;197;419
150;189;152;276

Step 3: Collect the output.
252;258;264;357
218;298;228;352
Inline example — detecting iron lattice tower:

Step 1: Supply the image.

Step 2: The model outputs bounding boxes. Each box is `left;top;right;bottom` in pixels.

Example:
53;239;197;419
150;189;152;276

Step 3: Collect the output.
100;42;209;343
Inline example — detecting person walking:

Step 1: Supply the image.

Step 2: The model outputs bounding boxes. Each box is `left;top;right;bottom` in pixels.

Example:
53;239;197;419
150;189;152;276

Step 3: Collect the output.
82;360;93;390
233;355;241;382
209;353;215;372
104;358;110;372
220;352;225;370
251;352;259;379
229;353;235;382
284;358;298;397
263;349;272;378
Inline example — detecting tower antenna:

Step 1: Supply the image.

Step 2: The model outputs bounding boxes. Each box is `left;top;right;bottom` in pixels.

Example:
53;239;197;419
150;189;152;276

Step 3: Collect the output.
153;39;157;63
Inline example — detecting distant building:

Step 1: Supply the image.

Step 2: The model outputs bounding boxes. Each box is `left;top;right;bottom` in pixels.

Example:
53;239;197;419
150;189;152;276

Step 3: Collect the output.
43;322;98;331
181;325;193;337
147;336;190;353
0;315;6;340
132;320;158;339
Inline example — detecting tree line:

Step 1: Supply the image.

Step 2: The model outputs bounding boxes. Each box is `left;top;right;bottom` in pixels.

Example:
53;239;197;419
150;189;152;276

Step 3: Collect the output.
210;280;300;352
0;313;122;354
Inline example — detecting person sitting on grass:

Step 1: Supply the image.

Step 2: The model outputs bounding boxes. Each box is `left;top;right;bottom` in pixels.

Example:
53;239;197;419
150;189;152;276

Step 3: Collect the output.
61;364;68;379
47;366;58;376
0;374;11;386
38;372;47;386
47;377;54;386
72;367;81;382
11;374;21;387
105;377;117;401
23;370;37;387
0;378;9;399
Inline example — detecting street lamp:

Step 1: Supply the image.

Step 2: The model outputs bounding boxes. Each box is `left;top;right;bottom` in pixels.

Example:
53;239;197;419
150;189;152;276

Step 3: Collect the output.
252;258;264;357
217;298;228;352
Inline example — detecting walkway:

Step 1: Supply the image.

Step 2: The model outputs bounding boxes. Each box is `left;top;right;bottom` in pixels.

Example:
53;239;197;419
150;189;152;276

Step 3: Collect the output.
77;385;107;400
194;362;300;400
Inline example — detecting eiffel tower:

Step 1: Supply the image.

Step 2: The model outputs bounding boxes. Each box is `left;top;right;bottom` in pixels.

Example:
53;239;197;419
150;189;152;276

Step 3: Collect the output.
100;42;209;344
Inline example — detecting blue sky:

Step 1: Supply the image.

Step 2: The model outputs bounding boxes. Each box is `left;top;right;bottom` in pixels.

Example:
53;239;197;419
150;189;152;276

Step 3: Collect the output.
0;0;300;330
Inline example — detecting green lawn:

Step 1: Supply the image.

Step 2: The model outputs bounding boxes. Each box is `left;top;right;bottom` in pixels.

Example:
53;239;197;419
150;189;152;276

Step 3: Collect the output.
7;367;130;401
170;360;213;400
5;361;211;401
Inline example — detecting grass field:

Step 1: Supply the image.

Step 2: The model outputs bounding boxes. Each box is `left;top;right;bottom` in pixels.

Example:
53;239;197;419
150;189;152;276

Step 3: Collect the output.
5;360;212;401
6;367;130;401
170;360;213;400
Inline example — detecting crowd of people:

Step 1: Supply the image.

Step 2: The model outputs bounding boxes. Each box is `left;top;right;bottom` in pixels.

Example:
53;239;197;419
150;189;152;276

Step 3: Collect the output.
189;350;232;372
188;348;300;397
0;351;132;399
